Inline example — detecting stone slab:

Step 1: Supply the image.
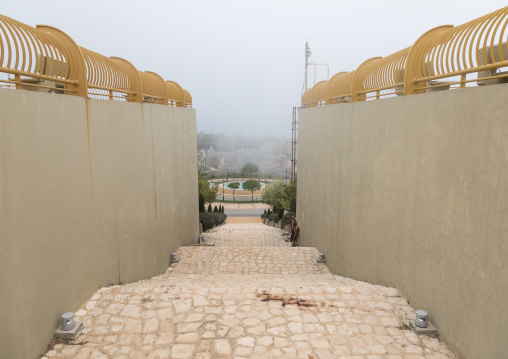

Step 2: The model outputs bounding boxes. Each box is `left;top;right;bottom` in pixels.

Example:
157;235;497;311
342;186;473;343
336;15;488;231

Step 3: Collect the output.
54;321;83;339
409;319;438;335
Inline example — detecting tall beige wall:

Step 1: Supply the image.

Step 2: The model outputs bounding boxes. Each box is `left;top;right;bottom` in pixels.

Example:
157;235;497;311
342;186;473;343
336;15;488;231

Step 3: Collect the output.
297;84;508;359
0;89;198;359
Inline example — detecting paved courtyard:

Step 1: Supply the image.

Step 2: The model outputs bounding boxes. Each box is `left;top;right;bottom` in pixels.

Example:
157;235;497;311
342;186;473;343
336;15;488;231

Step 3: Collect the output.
42;224;457;359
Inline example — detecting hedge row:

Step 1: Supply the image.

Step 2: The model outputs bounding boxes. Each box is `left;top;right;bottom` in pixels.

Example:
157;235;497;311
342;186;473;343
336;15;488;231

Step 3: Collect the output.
281;212;291;227
268;213;279;223
199;212;227;231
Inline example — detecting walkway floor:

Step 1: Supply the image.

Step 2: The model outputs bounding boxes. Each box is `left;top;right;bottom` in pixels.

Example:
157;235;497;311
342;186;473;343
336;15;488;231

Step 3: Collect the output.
43;224;457;359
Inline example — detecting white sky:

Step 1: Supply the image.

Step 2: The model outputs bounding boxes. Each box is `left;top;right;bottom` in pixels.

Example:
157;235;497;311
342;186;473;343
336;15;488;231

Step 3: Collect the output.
3;1;507;137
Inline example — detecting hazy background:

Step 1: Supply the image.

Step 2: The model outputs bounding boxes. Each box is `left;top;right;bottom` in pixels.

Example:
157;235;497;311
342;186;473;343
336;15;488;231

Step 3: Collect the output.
3;1;507;137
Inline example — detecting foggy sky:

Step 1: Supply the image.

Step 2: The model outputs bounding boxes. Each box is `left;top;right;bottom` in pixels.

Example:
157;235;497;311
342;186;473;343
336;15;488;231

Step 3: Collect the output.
3;1;507;137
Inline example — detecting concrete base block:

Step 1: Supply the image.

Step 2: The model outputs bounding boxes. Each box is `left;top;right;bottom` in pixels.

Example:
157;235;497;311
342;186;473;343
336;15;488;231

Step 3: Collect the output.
408;319;438;335
54;321;83;339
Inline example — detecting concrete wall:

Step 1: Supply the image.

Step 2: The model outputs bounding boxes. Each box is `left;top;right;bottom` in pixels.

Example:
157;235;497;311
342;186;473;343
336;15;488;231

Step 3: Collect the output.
297;84;508;359
0;89;199;359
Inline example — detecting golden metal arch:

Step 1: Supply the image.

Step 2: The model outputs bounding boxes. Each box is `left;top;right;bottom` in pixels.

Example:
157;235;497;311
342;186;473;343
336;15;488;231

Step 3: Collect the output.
404;25;454;95
309;80;328;107
352;48;411;101
182;88;192;108
351;57;382;102
0;15;82;94
110;57;142;103
81;48;141;102
301;88;312;107
325;71;355;104
408;6;508;92
36;25;87;97
138;70;168;104
166;80;184;107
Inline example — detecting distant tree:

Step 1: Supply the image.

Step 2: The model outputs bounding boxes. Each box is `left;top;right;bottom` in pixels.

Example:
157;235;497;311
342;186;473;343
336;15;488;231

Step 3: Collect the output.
214;205;218;213
242;163;258;179
243;180;261;202
198;170;218;205
208;204;212;213
262;180;286;212
199;193;205;212
278;180;293;213
228;182;240;201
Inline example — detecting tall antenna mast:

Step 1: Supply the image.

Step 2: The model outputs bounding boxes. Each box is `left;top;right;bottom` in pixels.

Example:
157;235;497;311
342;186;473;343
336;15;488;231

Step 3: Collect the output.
304;41;311;91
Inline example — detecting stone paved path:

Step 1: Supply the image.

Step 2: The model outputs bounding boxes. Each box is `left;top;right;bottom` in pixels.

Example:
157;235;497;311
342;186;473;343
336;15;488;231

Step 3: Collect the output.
43;224;457;359
225;217;262;224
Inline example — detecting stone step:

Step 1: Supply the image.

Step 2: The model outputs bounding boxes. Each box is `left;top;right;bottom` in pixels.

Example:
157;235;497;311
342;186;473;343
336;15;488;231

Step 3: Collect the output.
172;246;330;276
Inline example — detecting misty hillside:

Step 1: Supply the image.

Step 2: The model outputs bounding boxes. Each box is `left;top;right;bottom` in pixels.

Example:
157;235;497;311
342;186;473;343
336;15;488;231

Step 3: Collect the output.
197;132;289;152
197;132;292;178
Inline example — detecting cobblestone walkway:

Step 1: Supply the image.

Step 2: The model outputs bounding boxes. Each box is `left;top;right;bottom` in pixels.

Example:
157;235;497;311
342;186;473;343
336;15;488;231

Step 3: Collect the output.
43;224;457;359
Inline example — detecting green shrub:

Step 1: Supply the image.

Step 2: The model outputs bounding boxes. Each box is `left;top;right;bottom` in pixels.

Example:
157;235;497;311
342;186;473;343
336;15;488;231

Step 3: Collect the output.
208;204;212;213
199;194;205;212
278;208;284;220
214;205;218;213
268;213;279;223
261;213;267;219
199;212;227;231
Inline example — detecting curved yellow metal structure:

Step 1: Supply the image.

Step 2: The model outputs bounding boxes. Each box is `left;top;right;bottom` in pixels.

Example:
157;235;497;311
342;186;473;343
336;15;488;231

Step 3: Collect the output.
301;88;312;107
182;88;192;108
110;57;142;102
352;48;410;101
309;6;508;104
36;25;88;97
82;48;141;102
0;14;192;107
0;14;82;94
325;71;355;104
406;7;508;93
138;71;169;104
404;26;453;94
351;57;382;102
166;80;184;106
309;80;328;107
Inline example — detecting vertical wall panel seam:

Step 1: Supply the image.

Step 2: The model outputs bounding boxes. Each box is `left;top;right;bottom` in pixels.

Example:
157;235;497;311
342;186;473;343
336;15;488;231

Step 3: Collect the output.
85;99;100;288
345;103;354;275
0;94;7;358
147;105;160;268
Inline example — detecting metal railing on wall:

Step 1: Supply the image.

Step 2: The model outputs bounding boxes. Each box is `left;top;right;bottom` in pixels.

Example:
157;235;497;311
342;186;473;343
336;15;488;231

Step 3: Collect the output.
303;6;508;105
0;14;192;107
324;71;354;105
